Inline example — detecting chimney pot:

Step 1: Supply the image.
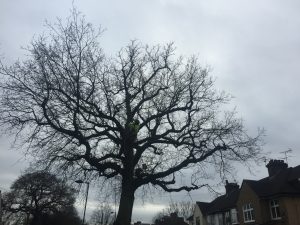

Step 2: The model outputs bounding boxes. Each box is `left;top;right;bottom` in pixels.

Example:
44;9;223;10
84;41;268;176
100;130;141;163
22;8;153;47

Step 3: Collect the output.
225;181;239;194
266;159;288;177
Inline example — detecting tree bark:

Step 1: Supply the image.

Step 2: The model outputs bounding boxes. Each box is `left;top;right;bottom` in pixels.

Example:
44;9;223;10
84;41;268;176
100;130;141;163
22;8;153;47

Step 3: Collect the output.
31;214;39;225
114;180;135;225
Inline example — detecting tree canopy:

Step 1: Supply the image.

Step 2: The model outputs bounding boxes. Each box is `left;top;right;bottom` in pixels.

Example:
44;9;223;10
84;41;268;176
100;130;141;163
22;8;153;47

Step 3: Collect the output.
2;171;79;225
0;9;262;225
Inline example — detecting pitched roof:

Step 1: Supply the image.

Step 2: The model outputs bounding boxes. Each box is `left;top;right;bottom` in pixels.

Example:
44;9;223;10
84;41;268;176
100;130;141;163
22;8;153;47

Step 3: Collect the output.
195;186;239;215
187;215;193;221
195;164;300;216
244;165;300;198
196;202;210;215
206;187;239;214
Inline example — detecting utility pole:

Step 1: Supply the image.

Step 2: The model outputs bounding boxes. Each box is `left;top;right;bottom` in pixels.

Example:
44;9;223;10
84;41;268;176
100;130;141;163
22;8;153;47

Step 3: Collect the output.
83;182;90;225
75;180;90;225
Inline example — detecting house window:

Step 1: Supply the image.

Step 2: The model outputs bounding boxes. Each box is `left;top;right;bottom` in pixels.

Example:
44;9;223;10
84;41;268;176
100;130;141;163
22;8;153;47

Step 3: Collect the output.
225;211;230;225
214;214;219;225
207;215;212;225
196;216;200;225
270;199;281;220
218;213;223;225
243;203;255;222
230;208;238;224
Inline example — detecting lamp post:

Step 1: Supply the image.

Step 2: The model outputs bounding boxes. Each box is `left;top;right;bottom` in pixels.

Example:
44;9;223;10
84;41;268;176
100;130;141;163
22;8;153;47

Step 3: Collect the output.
110;211;115;225
75;180;90;225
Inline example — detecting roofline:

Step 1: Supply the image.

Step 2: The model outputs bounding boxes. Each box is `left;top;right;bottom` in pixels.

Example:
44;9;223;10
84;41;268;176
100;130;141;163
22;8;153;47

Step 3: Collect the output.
241;177;300;199
240;179;260;197
259;193;300;199
196;201;210;204
206;206;237;215
187;215;194;221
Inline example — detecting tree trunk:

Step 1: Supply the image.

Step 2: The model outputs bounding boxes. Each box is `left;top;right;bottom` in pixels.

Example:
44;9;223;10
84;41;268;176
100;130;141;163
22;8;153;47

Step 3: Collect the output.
30;215;38;225
114;180;135;225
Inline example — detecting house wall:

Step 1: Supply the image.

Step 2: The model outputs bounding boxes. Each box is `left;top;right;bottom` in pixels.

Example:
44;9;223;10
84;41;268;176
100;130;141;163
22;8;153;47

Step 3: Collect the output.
281;196;300;225
260;198;286;225
206;213;224;225
237;183;300;225
236;183;261;225
193;204;207;225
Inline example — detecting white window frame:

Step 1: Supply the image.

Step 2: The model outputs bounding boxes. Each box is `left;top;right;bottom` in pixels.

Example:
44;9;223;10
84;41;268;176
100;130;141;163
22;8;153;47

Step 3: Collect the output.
270;199;281;220
225;211;230;225
214;214;220;225
243;203;255;223
218;213;223;225
207;215;212;225
230;208;238;224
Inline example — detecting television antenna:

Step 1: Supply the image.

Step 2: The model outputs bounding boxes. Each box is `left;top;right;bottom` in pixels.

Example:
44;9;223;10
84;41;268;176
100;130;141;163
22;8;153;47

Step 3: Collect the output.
280;148;292;164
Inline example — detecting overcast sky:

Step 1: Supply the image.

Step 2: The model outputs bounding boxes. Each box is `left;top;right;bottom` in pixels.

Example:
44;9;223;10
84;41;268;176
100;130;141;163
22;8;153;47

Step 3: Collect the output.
1;0;300;223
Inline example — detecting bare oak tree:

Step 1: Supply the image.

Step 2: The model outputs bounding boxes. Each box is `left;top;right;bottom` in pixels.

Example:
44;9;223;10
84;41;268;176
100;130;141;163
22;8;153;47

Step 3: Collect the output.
0;9;262;225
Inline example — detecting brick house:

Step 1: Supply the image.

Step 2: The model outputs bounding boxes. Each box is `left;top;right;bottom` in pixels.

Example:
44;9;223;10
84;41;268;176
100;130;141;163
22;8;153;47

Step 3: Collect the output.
237;160;300;225
192;181;239;225
206;181;239;225
192;160;300;225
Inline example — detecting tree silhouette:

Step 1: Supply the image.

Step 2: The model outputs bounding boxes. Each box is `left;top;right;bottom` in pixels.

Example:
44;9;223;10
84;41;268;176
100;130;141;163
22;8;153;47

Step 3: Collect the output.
2;171;78;225
0;9;262;225
153;201;193;222
90;204;115;225
38;207;81;225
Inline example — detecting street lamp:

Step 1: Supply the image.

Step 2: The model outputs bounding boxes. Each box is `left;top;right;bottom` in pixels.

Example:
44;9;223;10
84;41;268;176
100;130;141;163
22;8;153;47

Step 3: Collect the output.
75;180;90;225
110;211;115;225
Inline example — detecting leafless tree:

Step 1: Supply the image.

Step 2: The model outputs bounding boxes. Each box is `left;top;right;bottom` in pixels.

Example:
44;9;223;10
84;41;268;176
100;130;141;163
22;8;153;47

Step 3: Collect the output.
0;8;262;225
166;201;194;220
90;204;115;225
152;201;193;223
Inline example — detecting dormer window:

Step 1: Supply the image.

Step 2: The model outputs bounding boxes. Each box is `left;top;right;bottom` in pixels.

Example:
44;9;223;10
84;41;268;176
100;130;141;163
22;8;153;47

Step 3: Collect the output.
243;203;255;223
270;199;281;220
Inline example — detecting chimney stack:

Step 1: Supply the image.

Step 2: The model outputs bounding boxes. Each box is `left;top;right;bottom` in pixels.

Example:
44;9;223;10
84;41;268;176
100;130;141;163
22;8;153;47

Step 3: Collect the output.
225;180;239;194
266;159;288;177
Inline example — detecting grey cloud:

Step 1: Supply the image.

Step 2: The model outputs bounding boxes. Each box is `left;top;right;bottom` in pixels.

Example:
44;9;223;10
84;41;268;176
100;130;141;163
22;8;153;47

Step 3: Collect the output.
1;0;300;221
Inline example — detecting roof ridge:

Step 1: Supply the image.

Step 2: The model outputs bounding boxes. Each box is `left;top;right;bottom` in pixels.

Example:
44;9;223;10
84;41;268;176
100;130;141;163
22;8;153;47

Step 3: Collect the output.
243;179;256;182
